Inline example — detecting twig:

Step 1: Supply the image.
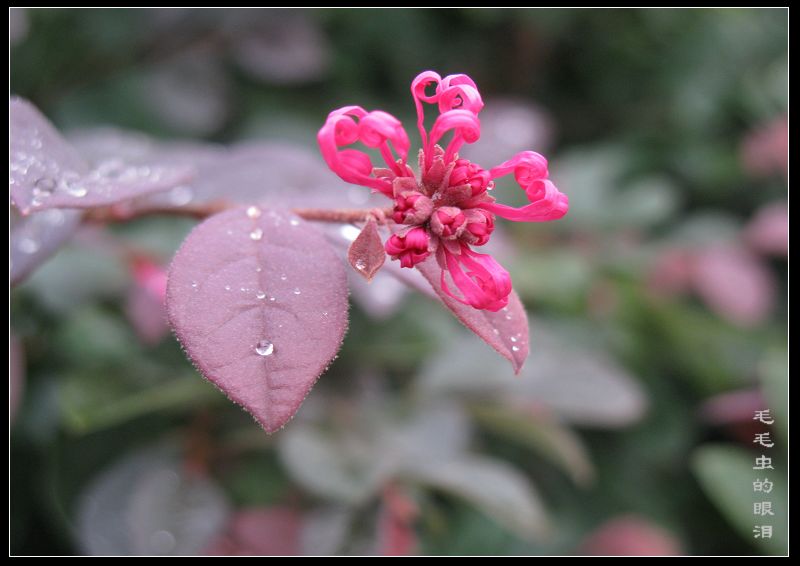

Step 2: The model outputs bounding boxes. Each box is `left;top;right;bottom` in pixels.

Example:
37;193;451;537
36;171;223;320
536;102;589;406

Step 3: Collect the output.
83;201;395;225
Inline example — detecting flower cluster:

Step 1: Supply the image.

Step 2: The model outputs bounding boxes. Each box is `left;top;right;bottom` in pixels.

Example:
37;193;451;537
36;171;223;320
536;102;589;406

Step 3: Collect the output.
318;71;568;311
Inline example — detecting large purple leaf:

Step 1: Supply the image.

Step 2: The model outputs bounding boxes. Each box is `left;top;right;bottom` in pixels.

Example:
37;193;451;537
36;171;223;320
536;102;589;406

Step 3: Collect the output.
415;258;529;374
10;98;193;214
166;206;349;432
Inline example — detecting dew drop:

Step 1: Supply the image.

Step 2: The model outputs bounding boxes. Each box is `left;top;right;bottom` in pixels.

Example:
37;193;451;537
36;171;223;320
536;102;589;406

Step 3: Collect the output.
512;346;520;352
280;274;287;281
246;206;261;219
250;228;263;241
293;287;301;295
256;291;266;299
269;296;276;302
354;258;367;271
60;173;87;198
191;281;198;290
289;218;300;226
224;285;231;291
510;336;517;343
255;340;274;356
18;238;40;254
168;185;193;206
34;177;56;194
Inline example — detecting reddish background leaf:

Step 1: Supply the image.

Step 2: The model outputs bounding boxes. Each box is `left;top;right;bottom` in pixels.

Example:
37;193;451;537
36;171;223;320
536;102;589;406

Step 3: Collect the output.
166;207;349;432
205;508;304;556
415;258;529;373
347;217;385;282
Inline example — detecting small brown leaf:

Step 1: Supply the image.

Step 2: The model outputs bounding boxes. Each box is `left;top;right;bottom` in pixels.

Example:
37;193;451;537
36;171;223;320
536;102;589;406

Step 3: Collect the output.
347;217;386;283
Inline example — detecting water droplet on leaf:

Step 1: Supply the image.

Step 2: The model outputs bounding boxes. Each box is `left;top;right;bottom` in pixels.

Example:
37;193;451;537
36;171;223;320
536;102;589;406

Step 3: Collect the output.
246;206;261;219
250;228;263;241
255;340;274;356
168;185;193;206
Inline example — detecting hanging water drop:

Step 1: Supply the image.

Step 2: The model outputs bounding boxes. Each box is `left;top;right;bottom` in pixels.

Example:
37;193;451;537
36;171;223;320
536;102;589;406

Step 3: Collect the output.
255;340;274;356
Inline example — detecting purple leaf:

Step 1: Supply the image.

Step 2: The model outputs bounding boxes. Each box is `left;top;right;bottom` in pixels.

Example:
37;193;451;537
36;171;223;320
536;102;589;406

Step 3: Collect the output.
10;97;88;214
10;98;193;214
166;206;349;433
415;258;529;374
11;206;82;285
347;217;385;282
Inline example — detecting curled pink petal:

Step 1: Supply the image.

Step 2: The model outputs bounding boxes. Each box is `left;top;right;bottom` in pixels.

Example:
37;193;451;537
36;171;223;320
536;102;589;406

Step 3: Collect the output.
439;244;511;311
429;109;481;165
385;227;432;268
479;179;569;222
438;74;484;115
318;106;410;196
359;110;411;176
489;150;549;185
411;70;442;157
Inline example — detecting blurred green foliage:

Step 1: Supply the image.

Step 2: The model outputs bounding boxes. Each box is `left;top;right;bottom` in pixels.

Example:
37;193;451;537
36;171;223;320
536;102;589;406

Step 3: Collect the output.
11;8;787;556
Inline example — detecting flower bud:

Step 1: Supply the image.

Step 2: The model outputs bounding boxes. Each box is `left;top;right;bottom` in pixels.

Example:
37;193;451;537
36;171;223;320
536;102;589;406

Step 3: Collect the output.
449;159;491;197
392;191;433;225
430;206;466;239
461;209;495;246
385;227;432;268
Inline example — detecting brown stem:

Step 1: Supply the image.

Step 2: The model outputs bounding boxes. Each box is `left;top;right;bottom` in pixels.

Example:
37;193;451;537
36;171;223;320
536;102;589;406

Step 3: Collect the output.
83;201;395;225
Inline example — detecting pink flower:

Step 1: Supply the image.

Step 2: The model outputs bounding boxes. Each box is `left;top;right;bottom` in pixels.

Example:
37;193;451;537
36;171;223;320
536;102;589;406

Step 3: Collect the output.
318;71;569;311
